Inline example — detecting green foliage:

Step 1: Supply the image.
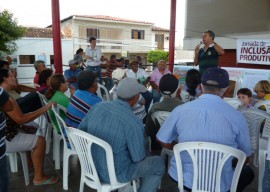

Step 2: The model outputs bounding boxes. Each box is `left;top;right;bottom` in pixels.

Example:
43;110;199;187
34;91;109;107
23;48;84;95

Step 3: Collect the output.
147;50;169;65
0;10;27;54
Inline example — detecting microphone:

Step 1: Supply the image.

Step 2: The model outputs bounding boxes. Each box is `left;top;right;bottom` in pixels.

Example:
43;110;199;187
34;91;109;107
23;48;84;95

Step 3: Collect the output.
196;41;203;49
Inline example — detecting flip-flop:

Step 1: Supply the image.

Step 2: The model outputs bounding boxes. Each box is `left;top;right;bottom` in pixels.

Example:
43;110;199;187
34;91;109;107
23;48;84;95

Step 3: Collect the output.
33;176;59;186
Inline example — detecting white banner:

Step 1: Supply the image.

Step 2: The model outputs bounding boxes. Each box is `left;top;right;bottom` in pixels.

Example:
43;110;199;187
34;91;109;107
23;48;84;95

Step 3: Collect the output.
237;39;270;65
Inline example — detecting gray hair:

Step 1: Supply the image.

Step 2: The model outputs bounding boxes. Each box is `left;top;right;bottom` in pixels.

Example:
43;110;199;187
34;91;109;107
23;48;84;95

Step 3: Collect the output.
202;85;228;97
34;60;45;70
157;60;166;65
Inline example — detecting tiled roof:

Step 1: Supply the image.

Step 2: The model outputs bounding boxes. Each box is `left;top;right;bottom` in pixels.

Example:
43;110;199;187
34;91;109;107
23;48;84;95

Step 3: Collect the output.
152;26;170;32
46;15;170;32
61;15;154;25
23;27;66;38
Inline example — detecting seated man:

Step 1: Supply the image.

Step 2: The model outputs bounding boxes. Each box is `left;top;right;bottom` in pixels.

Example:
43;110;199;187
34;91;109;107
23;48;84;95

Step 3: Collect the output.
127;60;153;113
64;59;82;89
0;68;58;185
111;69;147;121
65;70;102;128
150;60;171;103
145;74;183;151
33;60;47;86
78;78;165;192
157;67;254;192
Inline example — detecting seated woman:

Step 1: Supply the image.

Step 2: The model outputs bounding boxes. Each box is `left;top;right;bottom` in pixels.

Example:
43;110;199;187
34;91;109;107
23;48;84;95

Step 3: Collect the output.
254;80;270;100
38;68;53;94
180;69;202;102
46;74;75;134
253;80;270;111
145;74;183;151
0;68;58;185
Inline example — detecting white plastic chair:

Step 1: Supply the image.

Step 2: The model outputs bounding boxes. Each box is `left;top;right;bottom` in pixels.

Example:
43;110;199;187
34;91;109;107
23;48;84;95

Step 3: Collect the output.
66;127;137;192
51;105;77;190
36;91;53;154
97;83;111;101
223;98;242;109
42;98;63;170
151;111;173;162
254;100;270;114
7;152;29;185
173;142;246;192
240;108;270;192
250;100;270;192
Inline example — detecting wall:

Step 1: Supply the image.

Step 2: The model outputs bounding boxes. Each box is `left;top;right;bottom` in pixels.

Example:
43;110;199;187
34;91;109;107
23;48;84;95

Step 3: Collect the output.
67;18;156;54
14;38;73;84
185;0;270;38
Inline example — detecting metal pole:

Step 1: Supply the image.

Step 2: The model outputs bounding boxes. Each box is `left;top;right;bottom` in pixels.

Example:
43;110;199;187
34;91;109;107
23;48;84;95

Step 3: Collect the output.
51;0;63;74
169;0;177;72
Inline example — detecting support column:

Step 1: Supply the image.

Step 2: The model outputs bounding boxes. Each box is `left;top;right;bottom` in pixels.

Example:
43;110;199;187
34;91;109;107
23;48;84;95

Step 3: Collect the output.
168;0;177;72
51;0;63;74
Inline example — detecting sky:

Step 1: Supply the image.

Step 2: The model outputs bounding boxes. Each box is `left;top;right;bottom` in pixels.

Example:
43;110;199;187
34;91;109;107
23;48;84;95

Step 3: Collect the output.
1;0;186;44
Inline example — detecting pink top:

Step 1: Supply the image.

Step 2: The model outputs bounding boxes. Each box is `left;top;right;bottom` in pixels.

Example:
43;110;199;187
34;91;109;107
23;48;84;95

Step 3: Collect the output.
34;73;39;84
150;68;171;86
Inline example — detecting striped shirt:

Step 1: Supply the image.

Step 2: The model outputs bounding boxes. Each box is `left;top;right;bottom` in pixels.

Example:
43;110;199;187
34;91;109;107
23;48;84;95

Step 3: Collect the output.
65;90;102;128
157;94;251;191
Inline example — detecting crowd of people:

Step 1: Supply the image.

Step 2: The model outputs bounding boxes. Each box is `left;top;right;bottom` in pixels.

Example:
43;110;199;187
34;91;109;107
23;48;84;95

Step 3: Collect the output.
1;33;270;192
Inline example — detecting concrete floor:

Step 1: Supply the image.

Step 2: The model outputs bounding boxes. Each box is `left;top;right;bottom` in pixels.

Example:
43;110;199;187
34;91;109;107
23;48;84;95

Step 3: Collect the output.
7;146;259;192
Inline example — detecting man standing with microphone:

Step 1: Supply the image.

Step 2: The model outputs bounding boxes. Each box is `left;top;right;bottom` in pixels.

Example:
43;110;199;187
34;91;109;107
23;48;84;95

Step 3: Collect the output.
194;30;225;74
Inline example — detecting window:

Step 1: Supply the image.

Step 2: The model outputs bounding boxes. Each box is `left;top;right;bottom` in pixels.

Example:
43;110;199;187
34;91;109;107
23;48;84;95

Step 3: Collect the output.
86;28;100;39
19;55;35;64
131;29;145;40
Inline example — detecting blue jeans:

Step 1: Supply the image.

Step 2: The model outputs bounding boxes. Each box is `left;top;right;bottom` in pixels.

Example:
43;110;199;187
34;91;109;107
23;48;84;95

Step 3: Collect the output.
131;156;165;192
263;160;270;192
0;156;9;192
86;66;102;84
152;89;161;103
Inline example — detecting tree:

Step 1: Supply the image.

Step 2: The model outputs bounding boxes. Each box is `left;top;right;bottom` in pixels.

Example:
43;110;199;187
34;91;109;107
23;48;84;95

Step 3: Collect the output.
147;50;169;66
0;10;27;54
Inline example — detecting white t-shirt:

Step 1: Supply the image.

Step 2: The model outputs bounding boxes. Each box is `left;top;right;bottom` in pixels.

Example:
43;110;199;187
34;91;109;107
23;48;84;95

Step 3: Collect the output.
126;68;149;79
85;46;103;67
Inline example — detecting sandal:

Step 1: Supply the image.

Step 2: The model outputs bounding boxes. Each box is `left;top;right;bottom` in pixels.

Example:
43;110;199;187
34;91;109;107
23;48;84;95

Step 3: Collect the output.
33;176;59;186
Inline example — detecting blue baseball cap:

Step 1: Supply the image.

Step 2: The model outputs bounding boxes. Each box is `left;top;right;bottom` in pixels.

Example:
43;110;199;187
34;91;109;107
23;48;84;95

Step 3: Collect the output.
201;67;229;88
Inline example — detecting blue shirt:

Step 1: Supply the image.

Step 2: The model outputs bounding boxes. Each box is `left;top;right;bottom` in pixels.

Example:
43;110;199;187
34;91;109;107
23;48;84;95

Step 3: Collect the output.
157;94;251;191
65;90;102;128
64;68;82;89
78;99;146;183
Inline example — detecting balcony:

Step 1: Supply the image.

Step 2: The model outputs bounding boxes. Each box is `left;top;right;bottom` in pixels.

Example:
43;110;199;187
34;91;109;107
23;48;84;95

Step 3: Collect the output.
75;39;158;53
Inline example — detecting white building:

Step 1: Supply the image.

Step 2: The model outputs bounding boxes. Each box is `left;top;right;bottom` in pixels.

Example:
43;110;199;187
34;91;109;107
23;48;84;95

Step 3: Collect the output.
13;27;72;83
